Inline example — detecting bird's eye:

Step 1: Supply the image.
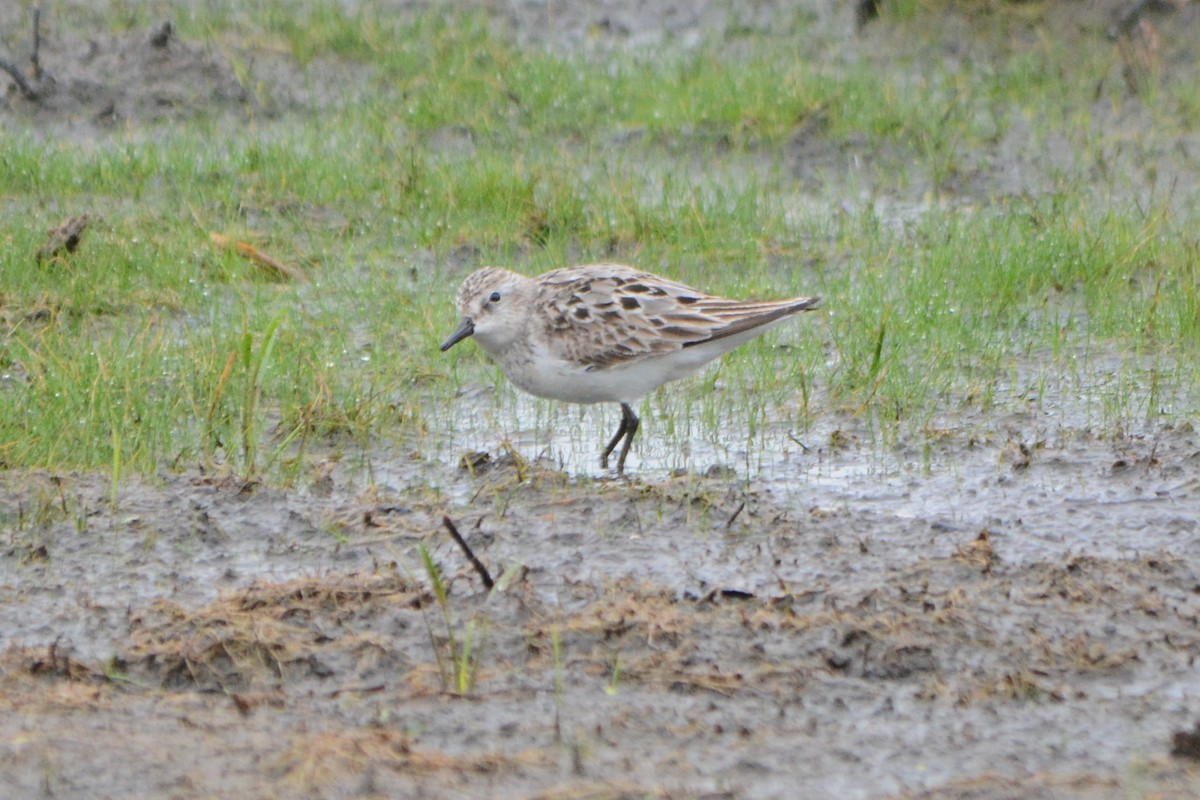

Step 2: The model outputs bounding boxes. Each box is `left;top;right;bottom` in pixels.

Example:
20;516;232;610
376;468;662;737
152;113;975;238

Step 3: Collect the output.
488;291;502;304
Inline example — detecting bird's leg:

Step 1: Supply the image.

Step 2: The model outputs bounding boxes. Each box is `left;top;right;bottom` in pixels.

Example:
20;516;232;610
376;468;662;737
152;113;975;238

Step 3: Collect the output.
614;403;640;476
600;404;631;470
610;403;640;476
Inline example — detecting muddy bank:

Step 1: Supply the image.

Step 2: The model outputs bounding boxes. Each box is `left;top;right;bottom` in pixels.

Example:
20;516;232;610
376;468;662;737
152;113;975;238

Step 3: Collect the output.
2;417;1200;798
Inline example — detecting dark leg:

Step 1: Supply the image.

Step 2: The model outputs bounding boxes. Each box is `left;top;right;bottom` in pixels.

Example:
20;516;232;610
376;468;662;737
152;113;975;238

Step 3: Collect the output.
614;403;640;475
600;402;640;475
600;404;631;470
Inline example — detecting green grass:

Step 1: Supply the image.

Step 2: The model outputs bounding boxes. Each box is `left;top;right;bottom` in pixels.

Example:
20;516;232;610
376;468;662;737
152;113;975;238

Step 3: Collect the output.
2;2;1199;477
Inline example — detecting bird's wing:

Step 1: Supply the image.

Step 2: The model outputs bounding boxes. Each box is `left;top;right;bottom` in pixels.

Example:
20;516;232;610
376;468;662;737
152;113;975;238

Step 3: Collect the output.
535;264;819;370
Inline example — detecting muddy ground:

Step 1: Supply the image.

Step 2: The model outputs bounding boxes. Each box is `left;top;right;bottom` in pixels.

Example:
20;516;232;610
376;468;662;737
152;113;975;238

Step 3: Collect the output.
4;1;1200;798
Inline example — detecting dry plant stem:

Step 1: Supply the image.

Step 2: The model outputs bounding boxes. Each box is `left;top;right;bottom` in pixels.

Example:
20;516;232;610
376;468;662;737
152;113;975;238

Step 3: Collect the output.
725;501;745;528
442;516;494;591
209;232;307;282
1;7;43;99
0;57;38;100
31;6;42;79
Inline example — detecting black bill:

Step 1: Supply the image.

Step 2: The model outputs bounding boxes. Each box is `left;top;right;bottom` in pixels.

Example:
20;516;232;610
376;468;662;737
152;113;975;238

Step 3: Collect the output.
439;317;475;351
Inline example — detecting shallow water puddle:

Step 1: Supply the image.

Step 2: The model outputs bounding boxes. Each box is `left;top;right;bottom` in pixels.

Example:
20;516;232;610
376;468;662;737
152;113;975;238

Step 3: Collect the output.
417;382;1200;570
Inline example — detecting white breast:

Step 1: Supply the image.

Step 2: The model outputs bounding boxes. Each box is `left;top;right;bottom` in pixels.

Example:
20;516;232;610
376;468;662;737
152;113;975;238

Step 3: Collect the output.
495;333;765;405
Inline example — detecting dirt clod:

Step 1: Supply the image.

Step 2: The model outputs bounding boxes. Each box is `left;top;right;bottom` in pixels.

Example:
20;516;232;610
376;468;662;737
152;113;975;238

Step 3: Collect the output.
36;213;89;264
1172;722;1200;760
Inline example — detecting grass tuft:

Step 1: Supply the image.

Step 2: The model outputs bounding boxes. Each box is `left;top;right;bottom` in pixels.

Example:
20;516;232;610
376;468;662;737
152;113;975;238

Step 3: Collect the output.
1;4;1199;477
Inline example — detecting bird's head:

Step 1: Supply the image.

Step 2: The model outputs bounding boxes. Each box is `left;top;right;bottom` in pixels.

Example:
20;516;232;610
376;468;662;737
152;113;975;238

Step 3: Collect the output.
440;267;534;355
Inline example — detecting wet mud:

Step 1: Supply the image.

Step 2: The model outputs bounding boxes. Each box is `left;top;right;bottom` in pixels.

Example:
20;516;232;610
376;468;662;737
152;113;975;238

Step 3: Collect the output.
3;417;1200;798
3;1;1200;798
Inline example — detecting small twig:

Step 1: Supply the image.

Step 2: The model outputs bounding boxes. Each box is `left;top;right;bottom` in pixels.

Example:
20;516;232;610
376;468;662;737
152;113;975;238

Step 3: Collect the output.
0;57;39;100
329;683;386;698
725;501;745;529
1143;435;1161;476
698;587;756;604
442;516;494;590
1;6;43;99
30;6;42;79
